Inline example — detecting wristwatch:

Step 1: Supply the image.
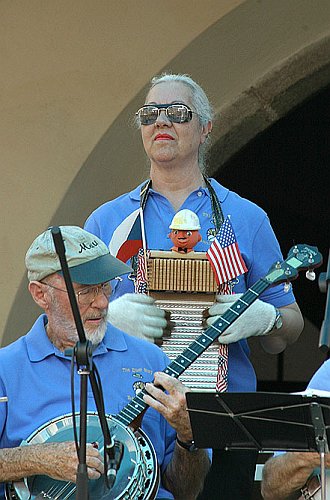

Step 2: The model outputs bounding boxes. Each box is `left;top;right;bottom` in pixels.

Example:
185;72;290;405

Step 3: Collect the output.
273;308;283;330
176;436;198;452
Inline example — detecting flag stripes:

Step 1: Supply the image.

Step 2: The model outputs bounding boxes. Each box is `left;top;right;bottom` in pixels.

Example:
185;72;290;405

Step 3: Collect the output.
207;217;247;286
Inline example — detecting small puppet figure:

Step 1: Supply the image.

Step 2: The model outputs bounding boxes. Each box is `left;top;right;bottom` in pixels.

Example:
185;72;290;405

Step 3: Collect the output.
168;209;202;254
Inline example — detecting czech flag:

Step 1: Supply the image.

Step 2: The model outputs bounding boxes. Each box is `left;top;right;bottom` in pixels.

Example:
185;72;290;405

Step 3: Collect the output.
109;209;143;263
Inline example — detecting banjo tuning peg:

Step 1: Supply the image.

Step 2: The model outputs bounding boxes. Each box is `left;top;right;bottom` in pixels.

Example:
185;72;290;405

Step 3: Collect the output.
305;269;316;281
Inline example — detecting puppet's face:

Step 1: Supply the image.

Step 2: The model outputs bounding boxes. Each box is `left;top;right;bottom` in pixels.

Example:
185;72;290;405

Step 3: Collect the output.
169;229;201;249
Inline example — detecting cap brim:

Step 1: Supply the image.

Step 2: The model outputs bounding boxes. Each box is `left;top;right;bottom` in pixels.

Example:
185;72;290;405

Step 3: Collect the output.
63;253;132;284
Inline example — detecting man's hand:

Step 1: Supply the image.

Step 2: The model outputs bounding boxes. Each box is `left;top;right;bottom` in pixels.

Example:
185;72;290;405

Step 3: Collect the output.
144;372;211;499
206;293;277;344
143;372;193;441
42;442;104;482
107;293;171;343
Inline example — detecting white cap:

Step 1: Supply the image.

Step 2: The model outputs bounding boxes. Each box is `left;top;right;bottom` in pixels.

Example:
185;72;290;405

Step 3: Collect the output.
169;209;201;230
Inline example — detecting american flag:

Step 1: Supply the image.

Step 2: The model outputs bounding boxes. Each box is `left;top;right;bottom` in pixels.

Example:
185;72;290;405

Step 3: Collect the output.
206;217;246;392
135;248;150;294
206;217;247;286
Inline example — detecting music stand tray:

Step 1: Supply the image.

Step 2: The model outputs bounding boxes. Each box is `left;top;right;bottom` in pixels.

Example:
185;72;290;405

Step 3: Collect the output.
186;392;330;452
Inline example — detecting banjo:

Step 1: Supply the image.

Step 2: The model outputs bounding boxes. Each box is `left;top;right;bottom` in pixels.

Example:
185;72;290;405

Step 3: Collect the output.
6;244;322;499
299;475;330;499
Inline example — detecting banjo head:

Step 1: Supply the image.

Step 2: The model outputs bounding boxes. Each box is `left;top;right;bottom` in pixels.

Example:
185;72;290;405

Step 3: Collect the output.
11;412;159;500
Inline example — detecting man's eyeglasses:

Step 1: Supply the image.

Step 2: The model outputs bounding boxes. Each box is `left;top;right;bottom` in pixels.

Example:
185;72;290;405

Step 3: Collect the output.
135;103;197;126
41;281;112;305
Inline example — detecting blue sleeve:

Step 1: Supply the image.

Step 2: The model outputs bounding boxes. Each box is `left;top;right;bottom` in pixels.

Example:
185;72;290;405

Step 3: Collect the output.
245;216;296;308
308;360;330;391
84;203;121;245
84;212;101;238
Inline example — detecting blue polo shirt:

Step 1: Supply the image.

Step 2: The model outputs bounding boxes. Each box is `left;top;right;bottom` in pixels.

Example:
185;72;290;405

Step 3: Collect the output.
85;178;296;392
308;360;330;391
0;315;177;499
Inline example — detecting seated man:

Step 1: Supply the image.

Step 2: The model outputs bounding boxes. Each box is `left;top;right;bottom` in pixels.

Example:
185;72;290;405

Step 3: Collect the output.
0;226;210;500
261;360;330;500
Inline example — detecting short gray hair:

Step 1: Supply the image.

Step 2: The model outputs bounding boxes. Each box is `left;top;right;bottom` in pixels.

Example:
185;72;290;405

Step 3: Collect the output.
150;73;214;126
146;73;214;172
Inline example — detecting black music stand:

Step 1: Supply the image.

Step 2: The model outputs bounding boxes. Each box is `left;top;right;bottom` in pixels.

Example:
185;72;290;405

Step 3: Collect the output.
186;392;330;500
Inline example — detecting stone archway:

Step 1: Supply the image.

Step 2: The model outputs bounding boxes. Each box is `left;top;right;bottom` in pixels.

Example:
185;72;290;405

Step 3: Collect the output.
210;35;330;172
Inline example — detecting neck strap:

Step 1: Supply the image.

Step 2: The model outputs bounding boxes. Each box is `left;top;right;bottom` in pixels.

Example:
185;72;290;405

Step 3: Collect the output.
140;176;224;233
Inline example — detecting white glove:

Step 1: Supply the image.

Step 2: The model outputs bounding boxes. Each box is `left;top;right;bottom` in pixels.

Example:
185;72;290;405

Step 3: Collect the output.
206;293;277;344
107;293;169;342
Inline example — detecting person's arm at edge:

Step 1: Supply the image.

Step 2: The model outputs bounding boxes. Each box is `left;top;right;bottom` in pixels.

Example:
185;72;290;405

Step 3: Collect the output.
162;441;210;500
261;452;321;500
0;446;44;481
260;302;304;354
0;442;103;483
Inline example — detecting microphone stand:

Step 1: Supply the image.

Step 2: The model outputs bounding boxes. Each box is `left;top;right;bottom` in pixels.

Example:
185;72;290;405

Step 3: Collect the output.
310;402;328;500
318;249;330;353
51;227;115;499
316;249;330;498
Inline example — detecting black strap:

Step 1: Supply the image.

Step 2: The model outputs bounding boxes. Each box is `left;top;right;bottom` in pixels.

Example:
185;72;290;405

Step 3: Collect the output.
202;175;224;233
140;179;152;211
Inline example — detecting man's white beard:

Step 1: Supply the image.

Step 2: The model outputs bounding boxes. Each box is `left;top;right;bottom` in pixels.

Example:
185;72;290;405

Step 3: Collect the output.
50;293;108;346
84;320;107;345
56;315;107;346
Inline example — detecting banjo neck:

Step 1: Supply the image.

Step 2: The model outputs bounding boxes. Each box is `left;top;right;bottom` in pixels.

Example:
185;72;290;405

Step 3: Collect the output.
116;277;269;431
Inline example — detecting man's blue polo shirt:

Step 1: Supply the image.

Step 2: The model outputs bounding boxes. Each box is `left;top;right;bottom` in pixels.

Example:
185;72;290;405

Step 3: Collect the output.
0;315;177;499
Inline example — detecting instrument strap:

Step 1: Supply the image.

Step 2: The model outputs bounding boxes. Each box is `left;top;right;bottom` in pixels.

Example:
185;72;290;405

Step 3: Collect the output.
140;179;152;211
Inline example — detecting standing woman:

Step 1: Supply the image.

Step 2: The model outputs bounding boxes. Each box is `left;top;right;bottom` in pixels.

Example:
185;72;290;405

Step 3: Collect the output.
85;73;304;499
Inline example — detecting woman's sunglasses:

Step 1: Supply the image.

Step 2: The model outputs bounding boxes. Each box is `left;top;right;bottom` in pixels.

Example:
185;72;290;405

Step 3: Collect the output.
135;103;197;125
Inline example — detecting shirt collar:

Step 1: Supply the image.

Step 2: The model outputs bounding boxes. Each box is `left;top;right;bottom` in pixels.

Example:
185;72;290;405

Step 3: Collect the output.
129;182;148;201
26;315;129;362
129;178;229;203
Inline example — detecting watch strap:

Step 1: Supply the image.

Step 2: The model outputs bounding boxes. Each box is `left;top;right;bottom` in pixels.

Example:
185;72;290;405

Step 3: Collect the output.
176;436;198;452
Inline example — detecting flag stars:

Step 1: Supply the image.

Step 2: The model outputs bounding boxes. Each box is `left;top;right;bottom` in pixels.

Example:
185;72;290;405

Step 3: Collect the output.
206;216;247;286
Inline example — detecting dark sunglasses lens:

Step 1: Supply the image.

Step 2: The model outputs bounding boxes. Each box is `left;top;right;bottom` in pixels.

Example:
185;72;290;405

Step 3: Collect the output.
167;105;191;123
138;106;159;125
